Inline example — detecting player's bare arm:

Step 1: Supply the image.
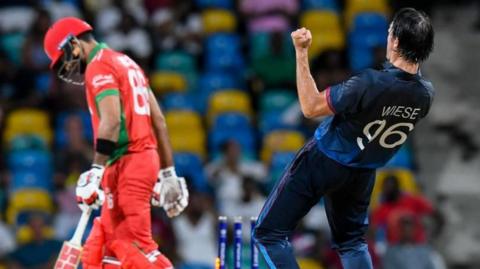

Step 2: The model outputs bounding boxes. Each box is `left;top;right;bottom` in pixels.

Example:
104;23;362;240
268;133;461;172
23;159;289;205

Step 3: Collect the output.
148;90;174;168
93;94;122;166
149;90;189;218
292;28;334;118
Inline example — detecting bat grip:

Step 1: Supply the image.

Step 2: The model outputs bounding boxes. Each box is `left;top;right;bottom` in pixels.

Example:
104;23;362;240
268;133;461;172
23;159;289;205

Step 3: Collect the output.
71;208;92;246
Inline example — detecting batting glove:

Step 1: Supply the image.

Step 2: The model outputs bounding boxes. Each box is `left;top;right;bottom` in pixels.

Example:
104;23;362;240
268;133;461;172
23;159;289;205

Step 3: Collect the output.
151;167;189;218
76;164;105;211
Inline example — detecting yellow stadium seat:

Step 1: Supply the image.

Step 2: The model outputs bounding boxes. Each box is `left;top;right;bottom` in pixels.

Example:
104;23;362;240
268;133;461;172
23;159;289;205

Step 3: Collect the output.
261;131;305;163
170;130;206;158
150;71;188;94
6;189;54;225
309;30;345;58
165;110;203;132
3;109;52;145
202;9;237;34
345;0;390;28
370;169;419;209
208;90;252;125
297;258;325;269
300;10;342;33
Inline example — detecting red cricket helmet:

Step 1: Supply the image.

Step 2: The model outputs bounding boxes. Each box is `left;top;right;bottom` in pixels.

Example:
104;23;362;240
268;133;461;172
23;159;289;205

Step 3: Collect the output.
43;17;93;69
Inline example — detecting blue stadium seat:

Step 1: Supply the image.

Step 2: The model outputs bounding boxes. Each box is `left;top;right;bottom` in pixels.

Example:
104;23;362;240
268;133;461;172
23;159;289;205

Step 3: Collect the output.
213;112;251;130
302;0;339;11
209;127;256;158
205;34;241;55
8;135;48;152
205;50;245;73
177;263;212;269
174;153;209;192
267;152;296;191
384;144;414;170
55;110;93;148
194;0;233;9
197;72;243;113
259;112;297;135
161;93;197;112
348;29;387;71
11;172;51;192
8;150;52;177
351;12;388;33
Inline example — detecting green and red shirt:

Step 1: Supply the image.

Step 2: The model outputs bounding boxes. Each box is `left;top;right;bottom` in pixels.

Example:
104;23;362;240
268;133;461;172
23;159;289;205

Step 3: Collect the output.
84;43;157;165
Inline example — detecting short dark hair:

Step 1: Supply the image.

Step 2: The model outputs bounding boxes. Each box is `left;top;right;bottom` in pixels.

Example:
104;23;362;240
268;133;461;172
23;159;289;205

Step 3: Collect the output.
77;31;94;42
391;8;434;63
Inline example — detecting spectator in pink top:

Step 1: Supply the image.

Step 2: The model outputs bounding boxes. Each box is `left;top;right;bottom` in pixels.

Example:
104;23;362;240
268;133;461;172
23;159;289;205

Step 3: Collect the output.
240;0;299;33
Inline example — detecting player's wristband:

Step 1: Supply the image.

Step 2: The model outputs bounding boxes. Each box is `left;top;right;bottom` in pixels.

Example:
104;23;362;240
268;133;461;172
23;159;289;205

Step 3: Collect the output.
159;166;177;180
96;138;116;156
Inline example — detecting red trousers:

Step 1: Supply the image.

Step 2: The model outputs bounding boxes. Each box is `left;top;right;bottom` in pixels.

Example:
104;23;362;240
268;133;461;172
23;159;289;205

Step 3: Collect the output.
82;149;172;269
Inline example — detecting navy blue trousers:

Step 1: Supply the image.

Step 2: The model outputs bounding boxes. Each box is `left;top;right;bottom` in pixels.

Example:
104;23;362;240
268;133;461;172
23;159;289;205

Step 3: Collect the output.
253;139;375;269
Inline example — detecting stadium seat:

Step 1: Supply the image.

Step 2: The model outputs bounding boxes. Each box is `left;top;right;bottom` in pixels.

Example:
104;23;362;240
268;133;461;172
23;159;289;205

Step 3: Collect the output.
207;90;252;125
213;112;251;130
8;135;48;152
204;48;245;73
55;110;93;148
297;258;325;269
302;0;338;11
202;9;237;34
205;33;241;55
165;110;203;132
260;90;297;114
170;130;206;158
345;0;390;29
6;189;54;225
155;51;197;73
348;29;386;71
173;153;209;192
309;30;345;59
195;0;233;9
3;109;52;145
161;93;197;112
267;152;296;191
261;131;305;163
300;10;342;33
8;150;52;186
370;169;419;209
198;72;241;94
209;125;256;158
150;71;188;94
351;12;388;33
259;112;297;135
383;144;415;170
10;172;51;192
0;32;25;65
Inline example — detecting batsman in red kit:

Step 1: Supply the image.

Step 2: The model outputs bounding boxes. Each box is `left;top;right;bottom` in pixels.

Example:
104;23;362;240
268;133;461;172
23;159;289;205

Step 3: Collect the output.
43;17;189;269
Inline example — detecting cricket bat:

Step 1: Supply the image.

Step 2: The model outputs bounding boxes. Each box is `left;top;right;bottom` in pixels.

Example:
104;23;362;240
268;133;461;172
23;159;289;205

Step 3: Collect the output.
54;208;92;269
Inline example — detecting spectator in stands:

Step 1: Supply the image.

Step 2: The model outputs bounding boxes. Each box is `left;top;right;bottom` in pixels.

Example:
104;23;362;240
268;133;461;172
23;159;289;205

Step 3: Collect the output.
206;140;266;214
371;174;439;245
240;0;299;33
383;215;437;269
151;8;202;55
104;10;152;68
171;189;216;267
7;214;61;269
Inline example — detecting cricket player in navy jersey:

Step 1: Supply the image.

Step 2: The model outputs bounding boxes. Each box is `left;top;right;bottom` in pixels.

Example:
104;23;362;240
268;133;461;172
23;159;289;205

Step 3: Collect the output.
252;8;435;269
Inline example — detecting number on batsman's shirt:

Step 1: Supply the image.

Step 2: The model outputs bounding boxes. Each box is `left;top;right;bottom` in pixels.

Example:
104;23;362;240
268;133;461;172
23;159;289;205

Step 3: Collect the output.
84;43;157;164
315;62;434;169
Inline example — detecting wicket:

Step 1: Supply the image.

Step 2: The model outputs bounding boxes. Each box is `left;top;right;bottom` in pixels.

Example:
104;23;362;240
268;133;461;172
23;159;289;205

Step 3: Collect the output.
216;216;259;269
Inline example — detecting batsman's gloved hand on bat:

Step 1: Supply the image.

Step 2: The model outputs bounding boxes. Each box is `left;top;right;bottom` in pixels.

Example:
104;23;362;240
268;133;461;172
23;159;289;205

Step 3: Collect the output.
76;164;105;211
151;166;189;218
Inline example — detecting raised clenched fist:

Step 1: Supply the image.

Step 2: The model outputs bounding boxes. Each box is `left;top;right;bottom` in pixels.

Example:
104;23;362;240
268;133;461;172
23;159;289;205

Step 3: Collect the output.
291;27;312;50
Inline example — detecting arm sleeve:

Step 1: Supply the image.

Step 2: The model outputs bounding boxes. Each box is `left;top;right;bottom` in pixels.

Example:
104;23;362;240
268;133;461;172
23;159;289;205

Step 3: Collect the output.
326;72;370;115
87;62;120;98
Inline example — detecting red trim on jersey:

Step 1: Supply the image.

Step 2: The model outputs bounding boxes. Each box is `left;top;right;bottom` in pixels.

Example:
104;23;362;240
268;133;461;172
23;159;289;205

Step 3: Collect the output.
325;87;337;114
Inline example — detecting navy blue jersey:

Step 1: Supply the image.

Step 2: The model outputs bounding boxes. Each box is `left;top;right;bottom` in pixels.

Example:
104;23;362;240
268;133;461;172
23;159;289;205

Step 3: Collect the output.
315;63;434;169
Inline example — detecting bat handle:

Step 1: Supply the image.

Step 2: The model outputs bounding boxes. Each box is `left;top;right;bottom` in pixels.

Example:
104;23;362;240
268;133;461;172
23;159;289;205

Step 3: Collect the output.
71;208;92;246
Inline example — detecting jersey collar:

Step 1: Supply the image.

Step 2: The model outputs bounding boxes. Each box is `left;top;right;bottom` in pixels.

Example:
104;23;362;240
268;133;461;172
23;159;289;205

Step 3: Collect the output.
87;42;109;64
383;61;421;79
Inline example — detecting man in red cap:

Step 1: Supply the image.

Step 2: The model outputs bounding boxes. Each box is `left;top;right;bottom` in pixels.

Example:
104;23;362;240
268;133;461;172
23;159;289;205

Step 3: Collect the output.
44;17;189;269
